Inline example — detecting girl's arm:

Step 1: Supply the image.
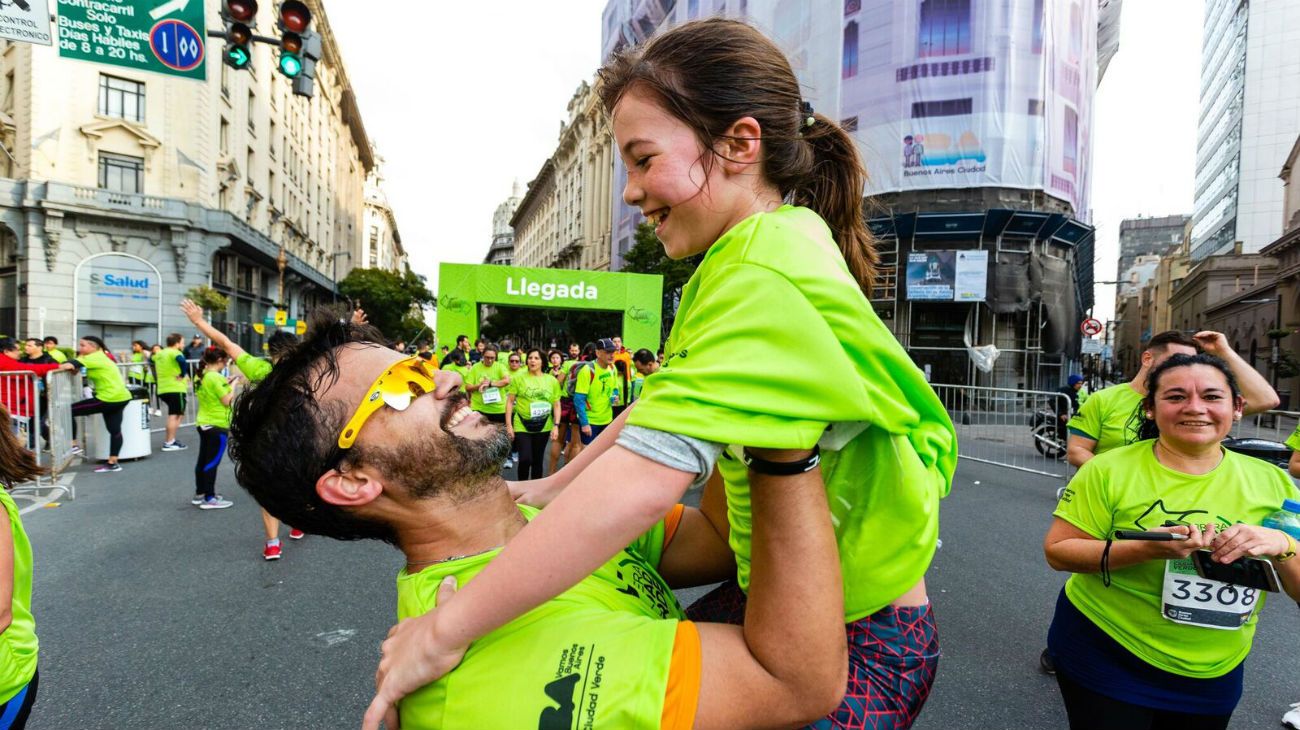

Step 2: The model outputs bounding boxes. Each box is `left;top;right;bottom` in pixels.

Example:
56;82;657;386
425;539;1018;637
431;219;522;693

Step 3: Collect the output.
364;444;695;729
181;299;248;361
510;402;636;506
1044;517;1215;573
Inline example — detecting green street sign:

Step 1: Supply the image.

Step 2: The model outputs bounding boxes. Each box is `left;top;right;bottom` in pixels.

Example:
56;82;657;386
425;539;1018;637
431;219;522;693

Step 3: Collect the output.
56;0;207;80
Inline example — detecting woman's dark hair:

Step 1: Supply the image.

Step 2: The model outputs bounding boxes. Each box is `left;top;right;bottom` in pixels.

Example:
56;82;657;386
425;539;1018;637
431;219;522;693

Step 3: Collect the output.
229;309;397;544
1134;353;1241;441
80;335;106;351
132;340;147;349
267;331;300;360
0;405;46;487
581;342;597;361
547;349;564;365
201;348;228;367
525;348;545;368
598;17;878;295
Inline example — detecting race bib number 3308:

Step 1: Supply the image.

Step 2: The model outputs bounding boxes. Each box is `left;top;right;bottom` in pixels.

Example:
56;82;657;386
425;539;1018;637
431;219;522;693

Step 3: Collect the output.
1161;558;1258;630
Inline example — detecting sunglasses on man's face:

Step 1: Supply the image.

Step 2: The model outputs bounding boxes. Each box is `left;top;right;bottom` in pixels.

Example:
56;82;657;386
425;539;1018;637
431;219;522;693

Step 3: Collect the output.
337;356;439;449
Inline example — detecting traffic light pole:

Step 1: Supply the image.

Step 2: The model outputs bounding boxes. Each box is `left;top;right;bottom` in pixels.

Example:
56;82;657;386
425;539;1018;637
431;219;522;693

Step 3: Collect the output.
207;30;284;46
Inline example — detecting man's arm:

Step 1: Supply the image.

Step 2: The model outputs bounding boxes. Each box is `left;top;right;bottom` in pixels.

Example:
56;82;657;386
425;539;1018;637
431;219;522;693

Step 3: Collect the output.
1195;331;1280;415
181;299;248;361
1065;433;1097;468
691;453;847;728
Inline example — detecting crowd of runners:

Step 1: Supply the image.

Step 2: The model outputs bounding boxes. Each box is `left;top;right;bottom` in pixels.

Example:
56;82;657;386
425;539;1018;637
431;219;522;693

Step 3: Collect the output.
2;16;1299;730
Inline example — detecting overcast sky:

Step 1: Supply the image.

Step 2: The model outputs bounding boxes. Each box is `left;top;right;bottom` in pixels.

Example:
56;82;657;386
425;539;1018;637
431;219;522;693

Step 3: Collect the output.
329;1;1203;322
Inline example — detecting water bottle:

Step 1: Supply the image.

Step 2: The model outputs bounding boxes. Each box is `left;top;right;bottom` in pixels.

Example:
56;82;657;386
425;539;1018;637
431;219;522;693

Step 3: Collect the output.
1261;499;1300;542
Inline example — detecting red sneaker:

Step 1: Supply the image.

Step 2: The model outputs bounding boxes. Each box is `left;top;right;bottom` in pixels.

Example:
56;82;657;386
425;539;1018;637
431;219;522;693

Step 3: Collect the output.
263;542;282;561
288;529;305;540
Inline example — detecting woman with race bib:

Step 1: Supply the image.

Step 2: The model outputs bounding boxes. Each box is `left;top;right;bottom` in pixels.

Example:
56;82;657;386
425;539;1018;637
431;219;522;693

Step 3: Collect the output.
505;349;562;480
1044;353;1300;729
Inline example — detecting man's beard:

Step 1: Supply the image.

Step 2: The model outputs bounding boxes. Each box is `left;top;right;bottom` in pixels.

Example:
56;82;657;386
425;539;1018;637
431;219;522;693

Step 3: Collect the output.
353;417;511;503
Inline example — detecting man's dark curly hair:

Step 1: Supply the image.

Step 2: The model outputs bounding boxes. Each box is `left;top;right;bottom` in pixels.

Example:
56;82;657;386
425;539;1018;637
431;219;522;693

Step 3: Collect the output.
228;309;397;544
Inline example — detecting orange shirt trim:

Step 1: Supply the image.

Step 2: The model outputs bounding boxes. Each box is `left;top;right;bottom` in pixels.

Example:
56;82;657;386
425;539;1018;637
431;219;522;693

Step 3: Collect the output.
661;620;702;730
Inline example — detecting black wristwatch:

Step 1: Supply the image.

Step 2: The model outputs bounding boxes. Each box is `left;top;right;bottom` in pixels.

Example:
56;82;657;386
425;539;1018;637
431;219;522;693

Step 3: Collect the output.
741;445;821;476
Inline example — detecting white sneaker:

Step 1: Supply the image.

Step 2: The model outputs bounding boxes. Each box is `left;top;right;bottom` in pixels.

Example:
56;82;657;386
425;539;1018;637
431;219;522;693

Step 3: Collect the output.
191;494;223;505
199;496;233;510
1283;702;1300;730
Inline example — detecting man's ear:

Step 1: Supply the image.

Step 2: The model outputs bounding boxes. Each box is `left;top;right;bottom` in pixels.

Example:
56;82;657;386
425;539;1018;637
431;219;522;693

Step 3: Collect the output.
716;116;763;174
316;463;384;508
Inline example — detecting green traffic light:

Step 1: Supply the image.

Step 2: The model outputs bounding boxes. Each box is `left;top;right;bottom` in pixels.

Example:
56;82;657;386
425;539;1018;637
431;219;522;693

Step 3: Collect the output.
225;45;250;69
279;53;302;78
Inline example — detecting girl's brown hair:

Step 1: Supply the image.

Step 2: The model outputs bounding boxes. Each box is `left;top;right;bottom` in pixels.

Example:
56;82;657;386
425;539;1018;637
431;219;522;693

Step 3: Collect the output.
0;405;47;487
598;17;878;295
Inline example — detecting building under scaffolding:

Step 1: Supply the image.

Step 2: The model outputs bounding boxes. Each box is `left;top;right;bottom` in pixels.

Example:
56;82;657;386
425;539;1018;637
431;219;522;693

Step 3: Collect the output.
870;206;1095;392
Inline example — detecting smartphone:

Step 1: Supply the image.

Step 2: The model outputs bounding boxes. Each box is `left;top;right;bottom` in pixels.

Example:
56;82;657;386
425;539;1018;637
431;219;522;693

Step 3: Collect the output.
1113;530;1188;541
1191;550;1282;592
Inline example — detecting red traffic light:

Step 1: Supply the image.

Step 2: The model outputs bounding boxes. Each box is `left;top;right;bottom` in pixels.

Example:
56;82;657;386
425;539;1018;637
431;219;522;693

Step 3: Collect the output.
278;1;311;34
224;0;258;23
228;23;253;45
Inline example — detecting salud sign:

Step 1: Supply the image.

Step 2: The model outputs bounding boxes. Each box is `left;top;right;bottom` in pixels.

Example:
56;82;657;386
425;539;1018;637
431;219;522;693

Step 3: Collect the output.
56;0;206;80
0;0;52;46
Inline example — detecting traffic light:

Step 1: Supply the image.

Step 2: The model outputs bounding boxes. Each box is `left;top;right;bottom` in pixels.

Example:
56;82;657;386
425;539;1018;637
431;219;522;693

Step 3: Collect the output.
221;0;258;70
276;1;311;78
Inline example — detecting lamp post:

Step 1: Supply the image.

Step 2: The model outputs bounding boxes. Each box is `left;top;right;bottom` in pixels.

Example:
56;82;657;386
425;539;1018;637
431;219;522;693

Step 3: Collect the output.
1239;295;1285;391
331;250;352;304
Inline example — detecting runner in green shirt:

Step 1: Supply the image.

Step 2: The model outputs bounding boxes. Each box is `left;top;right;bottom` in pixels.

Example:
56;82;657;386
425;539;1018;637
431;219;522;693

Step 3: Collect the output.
41;337;66;364
0;425;46;727
1066;330;1279;467
505;349;561;481
153;334;193;451
465;347;510;421
224;327;846;730
69;336;132;473
1045;353;1300;725
127;341;149;386
193;348;235;510
573;340;617;444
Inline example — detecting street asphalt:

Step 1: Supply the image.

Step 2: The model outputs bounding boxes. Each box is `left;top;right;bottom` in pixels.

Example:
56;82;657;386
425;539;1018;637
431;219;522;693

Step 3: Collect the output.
9;429;1297;729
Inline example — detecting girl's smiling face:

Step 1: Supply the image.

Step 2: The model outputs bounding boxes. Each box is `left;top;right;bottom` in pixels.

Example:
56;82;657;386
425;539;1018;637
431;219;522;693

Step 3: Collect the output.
614;86;768;260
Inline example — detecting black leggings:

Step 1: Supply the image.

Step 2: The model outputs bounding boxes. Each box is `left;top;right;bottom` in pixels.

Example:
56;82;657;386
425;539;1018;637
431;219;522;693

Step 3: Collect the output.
1056;671;1231;730
0;667;38;730
514;431;549;480
194;427;228;499
71;398;128;458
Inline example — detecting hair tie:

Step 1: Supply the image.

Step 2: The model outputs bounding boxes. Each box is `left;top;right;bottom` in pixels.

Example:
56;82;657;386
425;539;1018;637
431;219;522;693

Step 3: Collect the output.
799;100;815;129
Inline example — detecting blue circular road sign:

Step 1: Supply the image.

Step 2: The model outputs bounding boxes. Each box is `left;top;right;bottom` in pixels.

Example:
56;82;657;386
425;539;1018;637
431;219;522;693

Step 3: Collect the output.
150;19;205;72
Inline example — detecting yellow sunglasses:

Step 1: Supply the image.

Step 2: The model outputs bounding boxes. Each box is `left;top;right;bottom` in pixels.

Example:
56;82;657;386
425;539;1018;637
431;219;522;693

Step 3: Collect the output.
337;356;439;449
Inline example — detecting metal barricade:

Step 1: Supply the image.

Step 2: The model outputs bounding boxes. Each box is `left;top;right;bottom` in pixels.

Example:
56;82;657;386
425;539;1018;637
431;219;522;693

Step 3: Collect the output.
929;383;1075;480
109;359;200;432
0;369;74;500
46;370;79;490
1230;410;1300;443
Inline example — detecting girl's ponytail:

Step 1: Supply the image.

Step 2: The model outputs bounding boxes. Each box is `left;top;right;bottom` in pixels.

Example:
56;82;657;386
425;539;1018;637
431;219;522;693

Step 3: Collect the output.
795;114;878;297
0;406;47;487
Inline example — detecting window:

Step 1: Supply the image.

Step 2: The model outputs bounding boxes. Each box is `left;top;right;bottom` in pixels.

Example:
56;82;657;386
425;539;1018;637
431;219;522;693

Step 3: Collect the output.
918;0;971;58
98;74;145;123
247;147;255;183
98;153;144;193
219;118;229;155
247;90;256;134
269;121;277;159
1027;99;1043;116
842;22;859;78
221;62;230;98
911;98;972;118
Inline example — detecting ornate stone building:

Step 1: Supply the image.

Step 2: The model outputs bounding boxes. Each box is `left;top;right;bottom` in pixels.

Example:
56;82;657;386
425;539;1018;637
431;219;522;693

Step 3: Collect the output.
0;0;393;351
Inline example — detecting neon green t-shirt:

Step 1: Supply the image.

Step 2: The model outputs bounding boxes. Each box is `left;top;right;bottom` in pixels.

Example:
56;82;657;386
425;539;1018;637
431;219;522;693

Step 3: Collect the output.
1285;424;1300;452
46;348;66;364
235;352;273;384
1067;382;1143;455
394;506;692;730
509;372;561;433
152;347;189;395
0;490;36;706
196;370;232;429
1054;441;1299;677
575;362;616;426
78;350;130;403
128;351;147;380
509;365;527;382
627;205;956;621
466;361;509;415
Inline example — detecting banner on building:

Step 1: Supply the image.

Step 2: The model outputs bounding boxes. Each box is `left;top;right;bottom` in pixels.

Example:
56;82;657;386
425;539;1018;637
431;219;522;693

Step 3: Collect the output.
75;253;162;325
906;249;988;301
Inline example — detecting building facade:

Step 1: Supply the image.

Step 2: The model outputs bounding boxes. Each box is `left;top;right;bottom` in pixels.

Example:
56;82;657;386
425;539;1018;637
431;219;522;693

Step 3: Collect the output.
0;0;388;353
483;181;522;266
1117;214;1190;283
1191;0;1300;260
510;80;614;273
362;156;406;274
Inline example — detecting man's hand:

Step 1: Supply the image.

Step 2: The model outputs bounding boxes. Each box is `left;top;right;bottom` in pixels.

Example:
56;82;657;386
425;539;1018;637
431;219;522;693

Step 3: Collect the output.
351;303;368;326
363;577;468;730
506;426;515;441
57;363;75;372
1193;331;1229;356
180;299;204;324
580;425;592;438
